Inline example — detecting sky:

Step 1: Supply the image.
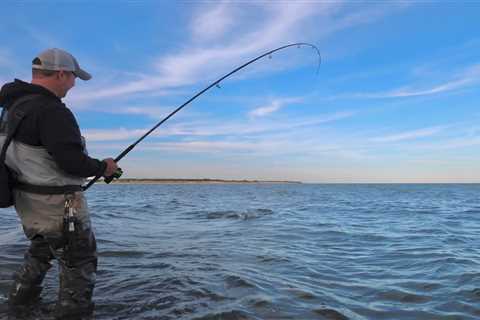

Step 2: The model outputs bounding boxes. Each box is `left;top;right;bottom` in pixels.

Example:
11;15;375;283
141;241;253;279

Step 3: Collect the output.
1;1;479;183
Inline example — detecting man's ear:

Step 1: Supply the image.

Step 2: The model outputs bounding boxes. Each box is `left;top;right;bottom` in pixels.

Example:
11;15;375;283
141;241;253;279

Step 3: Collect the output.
57;70;65;80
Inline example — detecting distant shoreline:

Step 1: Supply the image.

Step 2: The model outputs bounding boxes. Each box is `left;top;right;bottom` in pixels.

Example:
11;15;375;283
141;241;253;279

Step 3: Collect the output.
89;179;480;185
102;178;302;184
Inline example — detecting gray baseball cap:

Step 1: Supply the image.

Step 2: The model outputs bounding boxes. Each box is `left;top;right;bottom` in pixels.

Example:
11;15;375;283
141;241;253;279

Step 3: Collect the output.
32;48;92;80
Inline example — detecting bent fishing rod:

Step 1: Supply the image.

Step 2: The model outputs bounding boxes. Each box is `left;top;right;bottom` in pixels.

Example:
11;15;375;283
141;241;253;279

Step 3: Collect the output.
83;42;321;191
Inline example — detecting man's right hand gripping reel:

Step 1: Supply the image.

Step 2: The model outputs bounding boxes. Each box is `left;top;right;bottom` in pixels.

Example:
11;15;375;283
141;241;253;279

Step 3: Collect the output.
104;168;123;184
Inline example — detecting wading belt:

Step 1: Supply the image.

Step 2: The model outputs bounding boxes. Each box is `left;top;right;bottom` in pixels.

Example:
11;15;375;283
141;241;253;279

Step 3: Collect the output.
15;183;82;194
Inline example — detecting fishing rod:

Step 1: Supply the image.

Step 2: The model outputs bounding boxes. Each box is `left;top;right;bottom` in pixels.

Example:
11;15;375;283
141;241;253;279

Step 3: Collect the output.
83;42;321;191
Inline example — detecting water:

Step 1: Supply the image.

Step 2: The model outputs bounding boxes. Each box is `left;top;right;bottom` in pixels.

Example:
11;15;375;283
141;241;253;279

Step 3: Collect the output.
1;183;479;319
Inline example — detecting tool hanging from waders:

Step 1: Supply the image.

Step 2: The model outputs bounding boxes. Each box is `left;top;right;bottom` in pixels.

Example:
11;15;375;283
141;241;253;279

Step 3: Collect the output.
64;194;77;266
83;43;321;191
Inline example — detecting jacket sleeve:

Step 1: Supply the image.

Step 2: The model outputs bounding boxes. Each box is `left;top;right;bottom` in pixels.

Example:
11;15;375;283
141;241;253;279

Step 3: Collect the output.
38;104;106;178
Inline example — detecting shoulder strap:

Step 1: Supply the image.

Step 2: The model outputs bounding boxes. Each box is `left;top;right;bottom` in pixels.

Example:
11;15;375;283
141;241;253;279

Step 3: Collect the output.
0;94;42;162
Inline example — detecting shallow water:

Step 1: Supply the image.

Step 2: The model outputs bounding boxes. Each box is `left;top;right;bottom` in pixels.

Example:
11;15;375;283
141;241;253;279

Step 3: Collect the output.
1;183;479;319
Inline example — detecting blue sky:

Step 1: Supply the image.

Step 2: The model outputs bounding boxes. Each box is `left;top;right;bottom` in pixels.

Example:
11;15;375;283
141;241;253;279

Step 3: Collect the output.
1;1;479;183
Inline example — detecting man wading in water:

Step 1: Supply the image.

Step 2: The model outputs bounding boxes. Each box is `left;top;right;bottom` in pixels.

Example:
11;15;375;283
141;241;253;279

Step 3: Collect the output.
0;48;118;318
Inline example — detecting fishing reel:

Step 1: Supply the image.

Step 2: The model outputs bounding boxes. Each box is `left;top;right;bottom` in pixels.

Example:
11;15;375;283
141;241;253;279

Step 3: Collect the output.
104;168;123;184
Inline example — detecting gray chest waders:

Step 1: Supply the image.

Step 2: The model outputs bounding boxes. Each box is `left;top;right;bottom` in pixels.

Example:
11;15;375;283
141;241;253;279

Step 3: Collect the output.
3;96;97;316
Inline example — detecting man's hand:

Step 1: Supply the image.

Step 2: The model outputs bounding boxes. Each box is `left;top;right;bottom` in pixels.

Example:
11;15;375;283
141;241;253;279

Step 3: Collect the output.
103;158;119;177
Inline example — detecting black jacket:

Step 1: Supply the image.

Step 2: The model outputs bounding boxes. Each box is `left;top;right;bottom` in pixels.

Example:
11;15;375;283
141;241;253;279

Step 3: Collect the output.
0;79;106;178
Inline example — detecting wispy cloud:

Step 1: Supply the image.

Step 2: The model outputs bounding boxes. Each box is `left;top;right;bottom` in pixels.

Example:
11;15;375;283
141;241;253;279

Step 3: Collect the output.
413;136;480;151
84;128;148;142
371;126;447;143
249;97;303;118
83;108;355;143
180;110;355;138
361;79;473;99
118;105;177;120
316;2;411;41
69;2;406;106
94;104;174;120
349;63;480;99
87;129;375;164
190;2;234;42
69;2;325;105
152;3;323;85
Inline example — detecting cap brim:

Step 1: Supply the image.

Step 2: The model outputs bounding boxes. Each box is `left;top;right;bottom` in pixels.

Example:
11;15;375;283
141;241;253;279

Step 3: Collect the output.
74;68;92;81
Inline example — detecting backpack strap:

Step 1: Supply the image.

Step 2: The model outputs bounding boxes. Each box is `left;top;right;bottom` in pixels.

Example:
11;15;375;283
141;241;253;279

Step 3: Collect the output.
0;94;43;163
